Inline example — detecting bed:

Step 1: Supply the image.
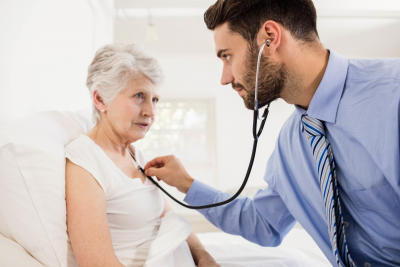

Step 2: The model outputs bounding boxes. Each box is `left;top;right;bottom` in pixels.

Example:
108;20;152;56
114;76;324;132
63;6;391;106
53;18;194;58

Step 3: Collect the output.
0;110;330;267
0;226;330;267
198;227;330;267
0;227;330;267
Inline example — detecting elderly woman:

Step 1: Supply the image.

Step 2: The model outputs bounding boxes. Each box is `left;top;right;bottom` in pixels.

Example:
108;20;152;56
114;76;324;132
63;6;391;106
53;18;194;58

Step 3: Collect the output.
64;44;219;267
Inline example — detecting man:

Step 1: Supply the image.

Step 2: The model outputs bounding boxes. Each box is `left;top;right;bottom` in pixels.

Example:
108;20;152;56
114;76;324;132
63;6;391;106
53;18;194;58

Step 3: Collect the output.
144;0;400;266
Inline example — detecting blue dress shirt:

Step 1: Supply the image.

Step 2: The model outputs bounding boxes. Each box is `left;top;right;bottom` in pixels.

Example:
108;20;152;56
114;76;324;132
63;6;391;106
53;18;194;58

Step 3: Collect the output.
184;50;400;267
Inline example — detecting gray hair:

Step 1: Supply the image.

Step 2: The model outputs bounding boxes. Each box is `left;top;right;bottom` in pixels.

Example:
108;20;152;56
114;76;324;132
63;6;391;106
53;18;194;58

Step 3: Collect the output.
86;43;164;124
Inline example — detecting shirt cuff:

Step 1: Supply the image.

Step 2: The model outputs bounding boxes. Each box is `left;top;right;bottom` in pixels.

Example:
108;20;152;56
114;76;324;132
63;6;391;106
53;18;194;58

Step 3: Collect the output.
183;180;220;215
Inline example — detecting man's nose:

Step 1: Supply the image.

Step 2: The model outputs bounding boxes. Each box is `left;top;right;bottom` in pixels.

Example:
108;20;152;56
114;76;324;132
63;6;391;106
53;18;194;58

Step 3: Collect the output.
220;64;234;85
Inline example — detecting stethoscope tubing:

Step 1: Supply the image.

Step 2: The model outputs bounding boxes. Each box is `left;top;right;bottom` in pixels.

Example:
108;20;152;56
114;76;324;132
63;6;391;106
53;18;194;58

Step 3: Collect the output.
255;40;269;114
142;40;271;209
142;108;268;209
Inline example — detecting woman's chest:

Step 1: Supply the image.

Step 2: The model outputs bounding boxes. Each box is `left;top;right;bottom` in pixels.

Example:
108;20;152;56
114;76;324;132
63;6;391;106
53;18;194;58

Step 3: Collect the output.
105;179;164;230
108;152;147;184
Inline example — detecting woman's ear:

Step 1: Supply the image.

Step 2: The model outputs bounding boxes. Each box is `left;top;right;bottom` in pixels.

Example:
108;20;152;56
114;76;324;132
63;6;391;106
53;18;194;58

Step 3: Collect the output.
93;90;107;113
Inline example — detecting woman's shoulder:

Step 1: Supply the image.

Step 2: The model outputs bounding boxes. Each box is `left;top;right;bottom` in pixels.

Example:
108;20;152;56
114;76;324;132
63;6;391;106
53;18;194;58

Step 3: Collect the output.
66;134;91;147
65;134;102;163
65;134;95;153
65;134;110;194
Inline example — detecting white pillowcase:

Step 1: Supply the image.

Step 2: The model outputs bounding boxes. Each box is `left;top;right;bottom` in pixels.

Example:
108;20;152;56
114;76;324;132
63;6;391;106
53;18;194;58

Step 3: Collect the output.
0;110;94;267
0;232;46;267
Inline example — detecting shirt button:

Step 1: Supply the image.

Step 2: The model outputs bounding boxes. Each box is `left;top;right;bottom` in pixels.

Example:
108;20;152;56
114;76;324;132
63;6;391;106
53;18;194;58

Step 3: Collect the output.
364;262;371;267
343;221;349;227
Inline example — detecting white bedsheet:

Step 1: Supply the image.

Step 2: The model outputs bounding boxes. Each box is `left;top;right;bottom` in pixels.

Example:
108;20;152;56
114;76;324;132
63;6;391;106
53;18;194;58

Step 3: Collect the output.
144;211;195;267
198;227;331;267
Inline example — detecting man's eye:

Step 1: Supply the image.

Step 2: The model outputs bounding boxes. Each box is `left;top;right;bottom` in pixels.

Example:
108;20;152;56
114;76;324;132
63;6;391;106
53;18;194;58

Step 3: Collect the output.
224;55;231;63
152;98;159;103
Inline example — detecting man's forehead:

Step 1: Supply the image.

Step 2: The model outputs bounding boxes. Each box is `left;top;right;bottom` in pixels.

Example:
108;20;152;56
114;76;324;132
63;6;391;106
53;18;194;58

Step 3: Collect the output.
214;23;244;55
214;23;231;47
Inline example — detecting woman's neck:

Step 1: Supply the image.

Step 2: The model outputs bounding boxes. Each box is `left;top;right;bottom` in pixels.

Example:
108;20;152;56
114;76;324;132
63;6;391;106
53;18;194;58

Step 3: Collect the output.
86;123;132;156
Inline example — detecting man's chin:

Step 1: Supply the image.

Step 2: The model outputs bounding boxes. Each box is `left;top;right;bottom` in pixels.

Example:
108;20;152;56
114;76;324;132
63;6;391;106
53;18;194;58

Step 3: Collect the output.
240;90;275;110
243;97;277;110
243;97;254;110
236;91;252;110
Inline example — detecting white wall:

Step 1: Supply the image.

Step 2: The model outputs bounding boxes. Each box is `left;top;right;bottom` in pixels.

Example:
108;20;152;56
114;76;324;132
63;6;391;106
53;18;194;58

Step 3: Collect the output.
154;55;295;192
0;0;396;214
0;0;114;126
114;4;400;202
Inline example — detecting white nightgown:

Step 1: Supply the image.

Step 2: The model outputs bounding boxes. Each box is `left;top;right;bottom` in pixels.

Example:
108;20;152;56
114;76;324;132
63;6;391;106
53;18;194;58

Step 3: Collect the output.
65;134;195;267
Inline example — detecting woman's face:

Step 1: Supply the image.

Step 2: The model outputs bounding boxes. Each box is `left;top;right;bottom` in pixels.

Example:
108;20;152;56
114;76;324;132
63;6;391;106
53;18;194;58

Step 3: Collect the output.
106;74;160;143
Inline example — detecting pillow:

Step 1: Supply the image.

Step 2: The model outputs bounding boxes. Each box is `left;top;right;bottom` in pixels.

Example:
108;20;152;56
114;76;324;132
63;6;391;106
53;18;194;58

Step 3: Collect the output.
0;110;94;267
0;232;46;267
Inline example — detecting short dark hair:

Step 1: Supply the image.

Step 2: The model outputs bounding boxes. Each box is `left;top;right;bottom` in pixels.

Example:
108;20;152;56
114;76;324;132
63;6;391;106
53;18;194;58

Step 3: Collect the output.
204;0;319;44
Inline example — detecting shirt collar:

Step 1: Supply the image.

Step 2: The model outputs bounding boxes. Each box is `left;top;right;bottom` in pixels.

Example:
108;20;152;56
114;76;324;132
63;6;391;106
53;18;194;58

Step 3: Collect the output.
295;50;348;123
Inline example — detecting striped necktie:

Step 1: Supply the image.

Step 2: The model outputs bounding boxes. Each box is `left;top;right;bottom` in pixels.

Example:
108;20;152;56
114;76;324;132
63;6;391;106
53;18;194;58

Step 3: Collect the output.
301;115;356;267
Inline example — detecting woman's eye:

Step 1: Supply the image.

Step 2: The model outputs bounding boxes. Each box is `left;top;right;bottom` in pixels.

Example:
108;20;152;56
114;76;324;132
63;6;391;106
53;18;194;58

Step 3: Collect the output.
152;98;159;103
135;93;144;99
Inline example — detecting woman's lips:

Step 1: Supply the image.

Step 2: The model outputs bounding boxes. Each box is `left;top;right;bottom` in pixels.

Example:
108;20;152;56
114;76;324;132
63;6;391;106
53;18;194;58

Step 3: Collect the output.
136;123;149;130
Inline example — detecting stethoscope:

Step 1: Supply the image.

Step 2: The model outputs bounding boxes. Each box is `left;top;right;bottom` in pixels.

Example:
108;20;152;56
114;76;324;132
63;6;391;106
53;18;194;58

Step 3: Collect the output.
132;40;271;209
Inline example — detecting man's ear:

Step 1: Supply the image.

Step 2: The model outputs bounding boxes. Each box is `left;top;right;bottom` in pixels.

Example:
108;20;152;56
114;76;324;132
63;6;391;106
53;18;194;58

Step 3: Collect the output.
256;20;281;55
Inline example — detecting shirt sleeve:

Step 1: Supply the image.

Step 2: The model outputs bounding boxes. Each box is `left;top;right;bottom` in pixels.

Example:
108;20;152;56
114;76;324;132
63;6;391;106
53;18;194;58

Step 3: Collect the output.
183;180;296;247
65;139;110;195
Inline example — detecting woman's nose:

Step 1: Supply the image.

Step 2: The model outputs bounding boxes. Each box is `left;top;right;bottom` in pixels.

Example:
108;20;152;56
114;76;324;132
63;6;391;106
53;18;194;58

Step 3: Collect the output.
142;99;156;118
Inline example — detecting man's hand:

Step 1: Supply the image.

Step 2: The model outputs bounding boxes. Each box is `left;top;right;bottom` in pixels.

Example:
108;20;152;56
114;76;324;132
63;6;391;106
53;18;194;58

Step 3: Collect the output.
144;155;194;194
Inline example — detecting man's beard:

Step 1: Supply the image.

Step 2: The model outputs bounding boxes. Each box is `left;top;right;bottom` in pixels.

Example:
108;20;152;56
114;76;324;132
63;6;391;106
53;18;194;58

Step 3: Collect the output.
235;43;287;110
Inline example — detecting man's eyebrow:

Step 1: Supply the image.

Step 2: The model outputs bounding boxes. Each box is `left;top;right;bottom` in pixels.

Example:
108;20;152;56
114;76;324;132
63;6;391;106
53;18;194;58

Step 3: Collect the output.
217;49;228;58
